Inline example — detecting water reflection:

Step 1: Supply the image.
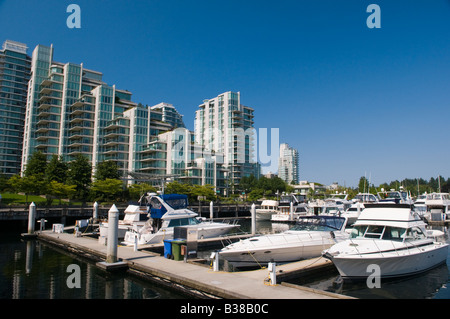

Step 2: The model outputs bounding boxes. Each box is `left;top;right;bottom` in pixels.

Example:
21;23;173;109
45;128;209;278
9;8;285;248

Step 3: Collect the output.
0;233;186;299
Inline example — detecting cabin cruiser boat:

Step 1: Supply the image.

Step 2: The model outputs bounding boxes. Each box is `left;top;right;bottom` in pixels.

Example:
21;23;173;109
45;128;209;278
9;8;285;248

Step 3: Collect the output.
271;194;309;222
218;215;349;267
99;204;149;239
377;189;413;205
352;193;379;204
271;203;310;222
340;202;364;226
255;200;279;220
413;194;427;218
341;193;379;225
123;194;238;245
319;193;352;217
424;193;450;222
323;204;448;279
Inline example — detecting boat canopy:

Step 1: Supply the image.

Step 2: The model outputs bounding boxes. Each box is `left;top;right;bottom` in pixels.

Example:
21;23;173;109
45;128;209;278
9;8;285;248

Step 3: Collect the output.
160;194;189;209
149;194;189;219
290;216;346;232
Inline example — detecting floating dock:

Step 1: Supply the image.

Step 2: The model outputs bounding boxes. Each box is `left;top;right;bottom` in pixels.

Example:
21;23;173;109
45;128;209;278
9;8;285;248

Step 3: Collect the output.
36;229;352;299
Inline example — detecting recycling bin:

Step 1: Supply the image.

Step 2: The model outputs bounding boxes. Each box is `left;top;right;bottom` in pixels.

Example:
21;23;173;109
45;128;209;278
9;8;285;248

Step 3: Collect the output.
163;239;174;259
171;239;187;261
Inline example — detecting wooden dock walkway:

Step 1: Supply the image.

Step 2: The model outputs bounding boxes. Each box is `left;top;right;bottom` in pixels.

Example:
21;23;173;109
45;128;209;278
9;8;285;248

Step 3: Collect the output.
36;230;352;299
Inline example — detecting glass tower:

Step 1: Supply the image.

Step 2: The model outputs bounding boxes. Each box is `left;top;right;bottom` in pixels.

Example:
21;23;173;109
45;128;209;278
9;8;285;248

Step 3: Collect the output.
0;40;31;176
22;43;136;176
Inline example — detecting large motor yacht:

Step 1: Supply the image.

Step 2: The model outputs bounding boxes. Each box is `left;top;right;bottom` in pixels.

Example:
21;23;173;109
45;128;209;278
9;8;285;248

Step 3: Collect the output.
323;204;448;279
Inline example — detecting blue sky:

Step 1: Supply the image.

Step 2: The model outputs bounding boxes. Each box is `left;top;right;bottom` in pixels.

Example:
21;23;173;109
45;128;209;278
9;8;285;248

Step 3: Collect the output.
1;0;450;187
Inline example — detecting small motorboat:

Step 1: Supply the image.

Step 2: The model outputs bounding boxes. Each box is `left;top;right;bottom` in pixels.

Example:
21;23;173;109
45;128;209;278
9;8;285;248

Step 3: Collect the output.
123;194;238;245
218;215;349;267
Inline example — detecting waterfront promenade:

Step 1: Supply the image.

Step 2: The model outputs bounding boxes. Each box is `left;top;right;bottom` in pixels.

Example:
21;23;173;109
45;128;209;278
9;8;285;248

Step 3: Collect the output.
36;230;351;299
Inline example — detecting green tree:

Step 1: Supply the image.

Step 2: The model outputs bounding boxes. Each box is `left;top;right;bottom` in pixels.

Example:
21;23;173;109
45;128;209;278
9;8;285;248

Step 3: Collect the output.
24;151;47;178
67;154;92;200
190;184;216;202
91;178;124;202
47;181;77;204
8;175;45;204
358;176;370;193
94;160;120;180
248;189;264;202
239;175;258;194
165;181;191;196
45;155;68;183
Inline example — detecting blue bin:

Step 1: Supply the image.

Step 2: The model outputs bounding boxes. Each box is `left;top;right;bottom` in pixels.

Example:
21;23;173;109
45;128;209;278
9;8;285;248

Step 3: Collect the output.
163;239;174;259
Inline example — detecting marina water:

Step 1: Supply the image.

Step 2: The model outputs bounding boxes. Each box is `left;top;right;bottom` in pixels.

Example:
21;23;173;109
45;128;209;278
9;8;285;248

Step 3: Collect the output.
0;220;449;299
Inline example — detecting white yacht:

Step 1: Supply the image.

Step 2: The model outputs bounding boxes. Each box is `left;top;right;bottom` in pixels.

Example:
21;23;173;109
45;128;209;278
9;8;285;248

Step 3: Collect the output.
341;193;379;226
424;192;450;222
352;193;379;204
255;199;279;220
271;203;310;222
123;194;238;246
319;193;352;217
99;204;149;239
377;189;413;205
218;215;349;267
340;202;364;226
413;193;427;218
271;194;309;222
323;204;448;279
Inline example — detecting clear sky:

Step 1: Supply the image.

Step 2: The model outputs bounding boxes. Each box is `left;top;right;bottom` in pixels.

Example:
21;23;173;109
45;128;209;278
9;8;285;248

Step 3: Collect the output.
1;0;450;187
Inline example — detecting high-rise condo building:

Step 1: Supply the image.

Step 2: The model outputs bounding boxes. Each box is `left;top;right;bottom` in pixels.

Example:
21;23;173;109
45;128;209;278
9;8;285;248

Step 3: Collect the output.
194;91;259;192
278;143;299;185
0;40;31;176
22;43;136;175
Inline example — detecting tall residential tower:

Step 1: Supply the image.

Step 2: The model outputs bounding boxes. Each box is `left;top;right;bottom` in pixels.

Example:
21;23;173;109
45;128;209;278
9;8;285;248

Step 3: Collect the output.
21;43;136;175
0;40;31;176
278;143;299;185
194;91;259;192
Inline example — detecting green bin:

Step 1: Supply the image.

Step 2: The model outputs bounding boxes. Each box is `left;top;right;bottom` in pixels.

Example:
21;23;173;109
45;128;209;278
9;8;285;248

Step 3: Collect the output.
171;239;186;261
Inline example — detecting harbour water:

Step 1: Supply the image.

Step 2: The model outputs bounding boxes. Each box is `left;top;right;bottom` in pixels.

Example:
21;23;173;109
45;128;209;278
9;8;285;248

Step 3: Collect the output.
0;220;449;299
0;230;187;299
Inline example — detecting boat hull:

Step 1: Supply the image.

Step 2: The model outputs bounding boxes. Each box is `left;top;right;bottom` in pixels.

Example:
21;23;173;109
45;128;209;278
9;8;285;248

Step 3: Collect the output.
124;223;237;245
220;232;346;267
255;210;278;220
326;243;448;279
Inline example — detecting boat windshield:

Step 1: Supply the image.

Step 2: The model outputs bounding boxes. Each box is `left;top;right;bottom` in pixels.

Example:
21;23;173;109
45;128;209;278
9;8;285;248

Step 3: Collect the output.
165;198;189;210
167;217;200;228
291;217;346;231
350;225;407;242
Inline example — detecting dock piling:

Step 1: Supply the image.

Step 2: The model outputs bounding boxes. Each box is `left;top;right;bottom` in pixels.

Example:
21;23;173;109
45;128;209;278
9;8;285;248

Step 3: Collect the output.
289;201;294;221
106;204;119;263
209;201;213;220
27;202;36;235
251;203;256;236
93;202;99;223
268;260;277;285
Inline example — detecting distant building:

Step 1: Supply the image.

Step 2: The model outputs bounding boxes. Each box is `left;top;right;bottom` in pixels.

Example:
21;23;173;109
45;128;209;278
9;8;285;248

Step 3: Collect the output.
278;143;299;184
264;171;277;179
0;40;31;176
194;91;260;192
150;102;185;129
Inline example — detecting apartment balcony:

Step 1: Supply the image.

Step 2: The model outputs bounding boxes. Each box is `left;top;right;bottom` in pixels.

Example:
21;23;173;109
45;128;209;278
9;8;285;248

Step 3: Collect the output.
70;106;93;117
40;78;56;87
103;139;128;147
37;102;54;111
